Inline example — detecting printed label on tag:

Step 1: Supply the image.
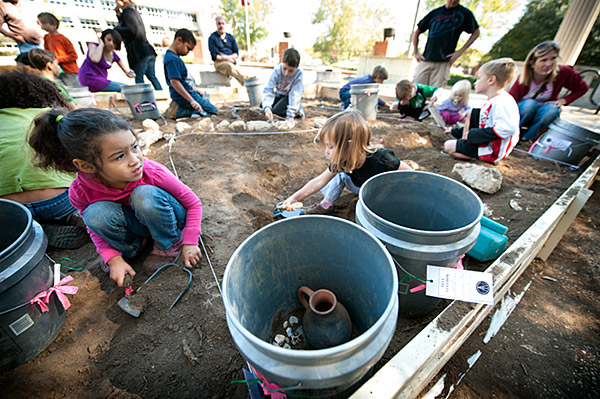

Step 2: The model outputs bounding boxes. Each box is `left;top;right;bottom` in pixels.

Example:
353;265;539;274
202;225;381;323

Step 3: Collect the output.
426;265;494;305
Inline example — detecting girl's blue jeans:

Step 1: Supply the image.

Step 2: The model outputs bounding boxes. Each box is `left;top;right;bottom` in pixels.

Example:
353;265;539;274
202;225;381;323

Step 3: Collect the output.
82;185;186;258
518;99;560;140
321;172;360;203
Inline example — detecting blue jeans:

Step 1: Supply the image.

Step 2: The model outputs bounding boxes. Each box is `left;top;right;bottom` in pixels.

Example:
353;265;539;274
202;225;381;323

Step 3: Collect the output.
82;185;186;258
175;91;218;118
518;99;560;140
321;172;360;203
23;189;77;223
133;54;163;91
17;41;42;53
100;81;126;92
339;89;351;109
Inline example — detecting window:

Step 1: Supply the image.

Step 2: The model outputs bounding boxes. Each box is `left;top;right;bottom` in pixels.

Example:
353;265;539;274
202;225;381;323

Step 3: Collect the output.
74;0;94;8
80;19;101;30
101;1;116;11
60;17;74;28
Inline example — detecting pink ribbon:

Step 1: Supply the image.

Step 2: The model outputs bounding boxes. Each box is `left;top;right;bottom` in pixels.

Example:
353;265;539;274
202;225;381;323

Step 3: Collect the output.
455;254;465;270
248;363;287;399
29;275;78;313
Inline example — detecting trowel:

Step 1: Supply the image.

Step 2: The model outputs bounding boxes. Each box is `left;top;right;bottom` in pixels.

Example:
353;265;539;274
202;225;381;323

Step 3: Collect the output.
117;274;142;317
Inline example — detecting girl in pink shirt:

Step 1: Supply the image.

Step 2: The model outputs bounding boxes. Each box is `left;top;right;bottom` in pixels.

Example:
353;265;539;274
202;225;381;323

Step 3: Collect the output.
28;108;202;287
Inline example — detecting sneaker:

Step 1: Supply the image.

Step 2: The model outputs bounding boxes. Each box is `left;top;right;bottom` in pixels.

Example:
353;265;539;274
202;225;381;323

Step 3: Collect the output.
43;224;89;249
150;238;183;262
304;203;334;215
163;101;178;119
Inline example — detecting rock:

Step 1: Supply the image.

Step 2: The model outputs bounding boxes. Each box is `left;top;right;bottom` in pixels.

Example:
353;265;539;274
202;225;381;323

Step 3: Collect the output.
142;119;160;132
274;120;296;130
216;120;230;131
229;120;246;130
313;117;328;128
452;163;502;194
175;121;191;133
509;199;523;211
137;130;163;154
246;120;272;131
483;203;493;217
196;118;214;131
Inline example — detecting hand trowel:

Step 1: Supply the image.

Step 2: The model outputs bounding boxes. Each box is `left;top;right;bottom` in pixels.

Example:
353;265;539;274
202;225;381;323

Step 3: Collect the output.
117;274;142;317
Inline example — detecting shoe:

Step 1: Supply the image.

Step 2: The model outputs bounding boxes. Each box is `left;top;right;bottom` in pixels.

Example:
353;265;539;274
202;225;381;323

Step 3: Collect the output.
43;224;90;249
163;101;178;119
149;238;183;262
304;203;334;215
418;109;431;121
297;105;306;120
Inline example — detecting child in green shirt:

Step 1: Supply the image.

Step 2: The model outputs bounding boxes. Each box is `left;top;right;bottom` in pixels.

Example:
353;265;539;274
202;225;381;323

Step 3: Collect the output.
390;79;442;121
28;48;77;110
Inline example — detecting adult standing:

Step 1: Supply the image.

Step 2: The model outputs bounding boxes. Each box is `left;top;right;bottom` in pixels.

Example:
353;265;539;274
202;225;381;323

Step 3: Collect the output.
0;0;42;58
509;41;588;141
411;0;479;88
114;0;162;90
208;16;245;86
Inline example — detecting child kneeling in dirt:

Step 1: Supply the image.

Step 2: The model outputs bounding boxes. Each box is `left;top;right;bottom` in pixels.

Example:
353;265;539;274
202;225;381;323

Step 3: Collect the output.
390;79;442;121
262;48;304;121
444;58;520;163
29;108;203;287
164;28;218;119
281;111;413;215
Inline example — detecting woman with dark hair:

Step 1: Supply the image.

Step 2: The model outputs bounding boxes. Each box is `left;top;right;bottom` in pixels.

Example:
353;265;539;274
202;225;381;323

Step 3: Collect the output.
78;28;136;92
115;0;162;90
0;67;87;248
509;41;588;141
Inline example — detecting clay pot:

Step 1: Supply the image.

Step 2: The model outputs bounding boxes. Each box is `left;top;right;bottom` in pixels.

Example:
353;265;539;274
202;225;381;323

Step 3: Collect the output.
298;286;351;349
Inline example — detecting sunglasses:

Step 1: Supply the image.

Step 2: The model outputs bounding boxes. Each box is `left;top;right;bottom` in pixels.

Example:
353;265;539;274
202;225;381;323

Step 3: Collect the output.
535;41;560;51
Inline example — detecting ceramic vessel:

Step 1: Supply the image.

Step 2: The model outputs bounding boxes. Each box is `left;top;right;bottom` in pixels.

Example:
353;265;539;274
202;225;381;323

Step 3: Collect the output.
298;286;351;349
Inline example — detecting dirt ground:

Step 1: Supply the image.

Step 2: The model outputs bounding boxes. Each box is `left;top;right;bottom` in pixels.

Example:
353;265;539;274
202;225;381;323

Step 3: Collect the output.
0;100;596;399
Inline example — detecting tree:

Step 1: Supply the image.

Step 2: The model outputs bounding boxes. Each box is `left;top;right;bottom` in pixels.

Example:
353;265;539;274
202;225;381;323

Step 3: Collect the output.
218;0;272;50
311;0;391;64
485;0;600;65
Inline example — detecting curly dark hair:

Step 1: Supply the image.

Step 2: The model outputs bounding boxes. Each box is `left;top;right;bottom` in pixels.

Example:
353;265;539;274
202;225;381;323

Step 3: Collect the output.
0;67;70;109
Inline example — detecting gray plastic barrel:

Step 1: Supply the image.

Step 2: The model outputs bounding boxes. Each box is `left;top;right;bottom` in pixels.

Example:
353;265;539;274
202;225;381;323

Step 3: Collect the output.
0;199;66;371
67;86;94;107
356;171;483;317
223;216;398;395
529;118;600;165
121;83;161;120
244;77;264;107
350;83;379;120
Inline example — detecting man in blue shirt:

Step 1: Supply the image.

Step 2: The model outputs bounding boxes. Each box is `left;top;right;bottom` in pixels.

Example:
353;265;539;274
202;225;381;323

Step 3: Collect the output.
208;16;246;85
164;29;218;118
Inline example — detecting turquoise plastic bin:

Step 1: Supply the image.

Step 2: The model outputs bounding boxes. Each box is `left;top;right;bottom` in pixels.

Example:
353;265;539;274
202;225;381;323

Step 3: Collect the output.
467;216;508;261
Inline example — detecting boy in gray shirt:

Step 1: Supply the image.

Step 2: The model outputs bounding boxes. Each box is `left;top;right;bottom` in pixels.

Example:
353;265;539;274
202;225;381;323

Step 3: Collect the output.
262;48;304;120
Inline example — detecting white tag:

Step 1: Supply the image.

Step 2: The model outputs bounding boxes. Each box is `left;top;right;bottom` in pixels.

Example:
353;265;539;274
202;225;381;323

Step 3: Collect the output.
540;136;572;151
53;262;60;286
426;265;494;305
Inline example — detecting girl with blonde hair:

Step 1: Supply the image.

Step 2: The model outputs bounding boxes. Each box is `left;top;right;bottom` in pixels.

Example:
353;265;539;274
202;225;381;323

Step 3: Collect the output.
437;79;472;126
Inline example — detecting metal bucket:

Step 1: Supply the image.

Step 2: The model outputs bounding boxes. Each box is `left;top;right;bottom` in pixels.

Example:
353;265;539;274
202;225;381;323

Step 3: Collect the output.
244;77;263;107
0;199;66;371
350;83;379;120
223;216;398;395
121;83;161;120
529;119;600;165
356;171;483;317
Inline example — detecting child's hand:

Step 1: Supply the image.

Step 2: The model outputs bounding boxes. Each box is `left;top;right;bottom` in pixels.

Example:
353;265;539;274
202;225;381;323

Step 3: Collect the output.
107;256;136;287
444;128;452;136
182;244;202;269
265;108;273;120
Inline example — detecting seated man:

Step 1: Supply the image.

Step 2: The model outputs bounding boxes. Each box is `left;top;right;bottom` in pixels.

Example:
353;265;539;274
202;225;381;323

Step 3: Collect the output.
208;16;245;86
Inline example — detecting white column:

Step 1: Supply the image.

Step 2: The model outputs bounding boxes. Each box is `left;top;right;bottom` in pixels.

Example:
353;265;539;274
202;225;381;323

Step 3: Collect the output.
553;0;600;65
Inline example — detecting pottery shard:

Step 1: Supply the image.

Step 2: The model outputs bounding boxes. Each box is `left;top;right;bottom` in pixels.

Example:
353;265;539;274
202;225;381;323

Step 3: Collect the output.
452;163;502;194
246;120;272;131
216;120;230;131
196;118;214;131
175;122;191;133
142;118;160;132
229;120;246;130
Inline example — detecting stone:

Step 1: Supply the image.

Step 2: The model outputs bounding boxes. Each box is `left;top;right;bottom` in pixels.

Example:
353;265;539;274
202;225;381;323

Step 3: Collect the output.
142;118;160;132
216;120;230;131
274;120;296;130
137;130;163;154
246;120;272;131
196;118;214;132
404;159;420;170
452;163;502;194
313;117;328;128
229;120;246;130
175;122;191;133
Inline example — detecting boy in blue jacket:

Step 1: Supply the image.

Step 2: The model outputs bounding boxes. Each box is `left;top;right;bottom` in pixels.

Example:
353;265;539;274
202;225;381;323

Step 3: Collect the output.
339;66;389;109
262;48;304;121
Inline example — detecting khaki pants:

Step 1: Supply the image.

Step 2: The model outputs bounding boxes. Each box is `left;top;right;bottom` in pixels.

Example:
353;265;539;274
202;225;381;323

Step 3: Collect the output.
413;61;451;88
214;61;245;85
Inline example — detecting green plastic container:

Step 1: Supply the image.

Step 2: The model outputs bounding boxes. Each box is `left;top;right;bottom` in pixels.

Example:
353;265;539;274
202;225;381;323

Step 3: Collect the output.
466;216;508;261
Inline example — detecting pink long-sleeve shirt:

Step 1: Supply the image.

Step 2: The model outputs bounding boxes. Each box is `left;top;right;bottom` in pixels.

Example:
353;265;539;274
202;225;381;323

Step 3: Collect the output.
69;158;202;263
